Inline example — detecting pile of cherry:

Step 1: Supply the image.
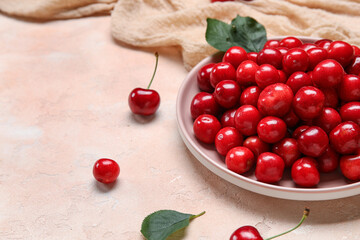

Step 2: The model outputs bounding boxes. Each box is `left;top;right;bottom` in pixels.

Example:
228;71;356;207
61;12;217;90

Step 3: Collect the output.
191;36;360;187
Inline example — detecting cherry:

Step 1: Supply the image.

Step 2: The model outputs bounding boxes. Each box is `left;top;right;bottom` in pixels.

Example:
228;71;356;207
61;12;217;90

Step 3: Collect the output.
263;39;280;49
313;107;342;133
340;101;360;125
297;126;329;157
93;158;120;184
277;70;287;83
279;37;303;49
276;47;288;57
315;39;332;50
285;71;312;94
292;86;325;120
317;146;339;173
257;116;287;143
272;138;301;167
353;45;360;56
311;59;344;88
340;154;360;181
236;60;259;87
215;127;243;156
197;63;215;92
283;109;300;128
255;64;280;89
346;56;360;75
292;125;309;139
234;105;262;136
193;114;221;144
327;40;354;67
223;46;248;69
128;52;160;116
247;52;258;62
190;92;220;119
257;48;283;69
329;121;360;155
225;146;255;174
255;152;285;183
213;80;241;109
339;74;360;102
257;83;294;117
282;48;310;74
321;88;339;108
210;62;236;88
221;108;237;128
300;43;317;52
291;157;320;187
240;86;261;107
243;136;270;158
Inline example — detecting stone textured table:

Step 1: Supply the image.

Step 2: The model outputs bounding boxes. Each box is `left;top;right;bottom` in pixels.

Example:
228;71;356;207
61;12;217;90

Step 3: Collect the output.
0;14;359;240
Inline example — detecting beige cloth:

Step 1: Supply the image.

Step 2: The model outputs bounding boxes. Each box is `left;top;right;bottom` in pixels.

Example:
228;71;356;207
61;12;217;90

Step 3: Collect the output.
1;0;360;70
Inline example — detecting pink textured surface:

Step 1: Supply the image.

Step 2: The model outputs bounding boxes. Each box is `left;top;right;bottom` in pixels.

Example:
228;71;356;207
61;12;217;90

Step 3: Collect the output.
0;14;360;239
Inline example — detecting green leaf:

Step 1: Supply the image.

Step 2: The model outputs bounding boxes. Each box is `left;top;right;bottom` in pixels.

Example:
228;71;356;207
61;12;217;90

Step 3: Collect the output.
206;15;267;52
141;210;205;240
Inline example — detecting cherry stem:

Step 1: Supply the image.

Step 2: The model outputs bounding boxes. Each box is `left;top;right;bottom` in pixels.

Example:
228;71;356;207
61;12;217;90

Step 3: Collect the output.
190;211;206;220
147;52;159;89
264;208;310;240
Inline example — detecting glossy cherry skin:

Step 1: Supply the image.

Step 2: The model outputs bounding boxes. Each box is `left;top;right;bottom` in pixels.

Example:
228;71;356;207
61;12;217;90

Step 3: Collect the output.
255;64;280;89
214;80;241;109
340;102;360;125
292;86;325;120
327;40;354;67
300;43;317;52
221;108;237;128
277;70;287;83
234;105;262;136
236;60;259;87
210;62;236;88
292;125;309;139
329;121;360;155
353;45;360;56
285;71;312;94
315;39;332;50
297;126;329;157
215;127;244;156
257;83;294;117
193;114;222;144
257;116;287;143
291;157;320;187
243;136;270;158
263;39;280;49
322;88;339;108
283;110;300;128
230;226;263;240
313;107;342;133
282;48;309;74
247;52;258;62
226;146;255;174
255;152;285;183
93;158;120;184
307;47;328;70
257;48;283;69
240;86;261;107
279;37;303;49
339;74;360;102
128;88;160;116
346;56;360;75
340;154;360;181
190;92;220;119
197;63;215;92
272;138;301;167
317;146;339;173
223;46;248;69
311;59;344;88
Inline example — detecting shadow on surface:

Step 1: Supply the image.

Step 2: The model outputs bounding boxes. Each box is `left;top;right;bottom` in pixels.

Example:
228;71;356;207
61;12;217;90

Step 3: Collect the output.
93;179;119;193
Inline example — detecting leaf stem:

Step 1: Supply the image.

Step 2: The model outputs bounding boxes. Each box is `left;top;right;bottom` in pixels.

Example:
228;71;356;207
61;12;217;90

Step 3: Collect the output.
147;52;159;89
190;211;206;220
264;208;310;240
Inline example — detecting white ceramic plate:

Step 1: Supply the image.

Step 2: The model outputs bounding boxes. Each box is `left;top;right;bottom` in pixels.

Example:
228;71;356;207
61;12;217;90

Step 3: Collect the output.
176;37;360;201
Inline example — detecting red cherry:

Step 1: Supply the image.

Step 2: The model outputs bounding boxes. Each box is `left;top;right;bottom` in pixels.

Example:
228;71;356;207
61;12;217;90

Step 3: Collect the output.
236;60;259;86
313;107;342;133
307;47;328;70
346;56;360;75
317;146;339;173
286;71;312;94
283;110;300;128
276;47;289;56
255;152;285;183
257;116;287;143
279;37;303;49
292;86;325;120
243;136;270;158
263;39;280;49
353;45;360;56
340;101;360;125
272;138;301;167
312;59;345;88
197;63;215;92
315;39;332;50
297;126;329;157
327;40;354;67
129;52;160;116
255;64;281;89
226;146;255;174
215;127;243;156
193;114;221;144
277;70;287;83
321;88;339;108
230;226;263;240
300;43;317;52
291;157;320;187
223;46;248;69
210;62;236;88
247;52;258;62
240;86;261;107
329;121;360;155
93;158;120;184
292;125;309;139
257;48;283;69
257;83;294;117
190;92;220;119
220;108;237;128
339;74;360;102
282;48;310;74
340;154;360;181
213;80;241;109
234;105;262;136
